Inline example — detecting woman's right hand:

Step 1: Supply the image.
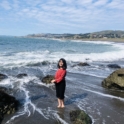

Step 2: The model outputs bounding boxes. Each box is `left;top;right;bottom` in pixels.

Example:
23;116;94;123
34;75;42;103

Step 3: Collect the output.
51;79;55;83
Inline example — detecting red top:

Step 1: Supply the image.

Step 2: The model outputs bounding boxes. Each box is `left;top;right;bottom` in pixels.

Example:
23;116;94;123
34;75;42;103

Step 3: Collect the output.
55;69;66;83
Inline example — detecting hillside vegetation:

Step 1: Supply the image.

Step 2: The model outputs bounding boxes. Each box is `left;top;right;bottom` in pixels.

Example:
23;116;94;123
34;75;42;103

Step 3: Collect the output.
26;30;124;40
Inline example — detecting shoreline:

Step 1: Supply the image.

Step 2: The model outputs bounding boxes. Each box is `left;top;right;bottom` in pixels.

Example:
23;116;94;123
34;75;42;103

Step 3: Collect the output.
23;36;124;43
80;38;124;43
80;38;124;42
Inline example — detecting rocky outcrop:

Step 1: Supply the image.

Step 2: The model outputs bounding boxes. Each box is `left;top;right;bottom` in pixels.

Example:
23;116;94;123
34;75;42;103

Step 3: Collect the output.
41;61;50;65
107;64;121;69
16;73;28;78
70;110;92;124
0;74;8;81
0;113;3;124
78;62;90;66
0;90;19;123
102;69;124;90
0;87;11;94
41;75;54;84
72;62;90;67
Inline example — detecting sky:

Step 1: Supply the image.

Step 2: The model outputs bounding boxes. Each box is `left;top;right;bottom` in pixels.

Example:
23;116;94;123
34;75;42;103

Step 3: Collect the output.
0;0;124;36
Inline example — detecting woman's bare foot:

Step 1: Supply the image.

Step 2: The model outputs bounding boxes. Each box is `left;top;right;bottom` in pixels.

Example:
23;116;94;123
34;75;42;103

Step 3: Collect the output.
57;105;61;108
61;99;65;108
57;99;61;108
61;105;65;108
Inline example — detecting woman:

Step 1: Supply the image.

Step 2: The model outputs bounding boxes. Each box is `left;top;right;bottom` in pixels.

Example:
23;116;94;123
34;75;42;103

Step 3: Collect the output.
51;58;67;108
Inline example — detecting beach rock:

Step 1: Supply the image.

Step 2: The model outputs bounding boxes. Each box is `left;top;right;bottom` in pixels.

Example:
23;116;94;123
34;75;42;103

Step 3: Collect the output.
16;73;28;78
78;62;90;66
0;87;8;93
41;61;50;65
27;61;50;67
86;58;90;61
0;74;8;81
70;110;92;124
107;64;121;69
102;69;124;90
72;62;90;67
0;87;13;95
0;90;19;123
41;75;54;84
0;112;3;124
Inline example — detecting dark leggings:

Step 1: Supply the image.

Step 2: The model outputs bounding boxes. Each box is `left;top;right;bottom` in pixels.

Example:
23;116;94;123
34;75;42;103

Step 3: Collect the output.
55;80;66;99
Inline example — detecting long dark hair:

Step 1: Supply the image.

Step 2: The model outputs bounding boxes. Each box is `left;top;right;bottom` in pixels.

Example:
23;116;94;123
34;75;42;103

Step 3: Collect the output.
57;58;67;70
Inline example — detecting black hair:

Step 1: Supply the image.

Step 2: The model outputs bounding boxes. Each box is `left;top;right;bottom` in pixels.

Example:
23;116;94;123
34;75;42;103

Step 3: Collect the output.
57;58;67;70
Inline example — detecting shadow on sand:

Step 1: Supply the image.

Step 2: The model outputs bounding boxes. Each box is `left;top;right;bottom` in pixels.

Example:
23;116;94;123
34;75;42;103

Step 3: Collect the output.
65;93;88;105
18;94;48;105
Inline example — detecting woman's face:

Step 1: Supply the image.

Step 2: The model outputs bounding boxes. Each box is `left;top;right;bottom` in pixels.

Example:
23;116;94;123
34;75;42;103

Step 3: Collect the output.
59;60;63;67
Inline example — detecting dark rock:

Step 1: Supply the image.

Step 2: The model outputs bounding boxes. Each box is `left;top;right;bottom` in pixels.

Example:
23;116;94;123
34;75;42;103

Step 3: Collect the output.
72;62;90;67
0;87;8;92
26;61;50;67
70;110;92;124
0;87;13;95
102;69;124;90
71;65;77;67
0;74;8;81
86;58;90;60
0;89;19;123
16;73;28;78
41;61;50;65
0;112;3;124
77;62;90;66
107;64;121;69
41;75;54;84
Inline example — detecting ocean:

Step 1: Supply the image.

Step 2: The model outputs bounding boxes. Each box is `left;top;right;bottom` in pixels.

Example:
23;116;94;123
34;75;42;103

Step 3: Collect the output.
0;36;124;124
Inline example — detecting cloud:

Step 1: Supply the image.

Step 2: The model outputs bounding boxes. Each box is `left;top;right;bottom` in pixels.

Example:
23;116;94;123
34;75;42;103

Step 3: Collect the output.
77;0;93;6
93;0;108;6
12;0;20;9
0;0;11;10
61;0;73;4
0;0;124;35
107;0;124;9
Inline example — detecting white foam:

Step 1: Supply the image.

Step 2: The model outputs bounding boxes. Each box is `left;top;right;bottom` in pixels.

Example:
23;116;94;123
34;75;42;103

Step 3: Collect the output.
55;39;115;45
67;69;107;78
51;38;67;42
53;113;69;124
83;88;124;102
0;78;11;86
71;40;114;45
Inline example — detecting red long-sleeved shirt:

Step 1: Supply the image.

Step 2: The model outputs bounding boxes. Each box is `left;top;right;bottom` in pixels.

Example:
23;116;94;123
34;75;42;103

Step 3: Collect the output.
55;69;66;83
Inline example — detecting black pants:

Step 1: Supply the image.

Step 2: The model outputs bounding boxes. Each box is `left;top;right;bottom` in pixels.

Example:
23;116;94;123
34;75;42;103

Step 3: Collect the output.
55;80;66;99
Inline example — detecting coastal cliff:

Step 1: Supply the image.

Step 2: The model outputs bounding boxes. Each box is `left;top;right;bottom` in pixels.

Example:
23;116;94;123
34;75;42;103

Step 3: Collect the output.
26;30;124;41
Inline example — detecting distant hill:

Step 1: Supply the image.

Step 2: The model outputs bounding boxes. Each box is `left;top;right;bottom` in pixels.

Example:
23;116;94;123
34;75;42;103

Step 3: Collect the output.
26;30;124;40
